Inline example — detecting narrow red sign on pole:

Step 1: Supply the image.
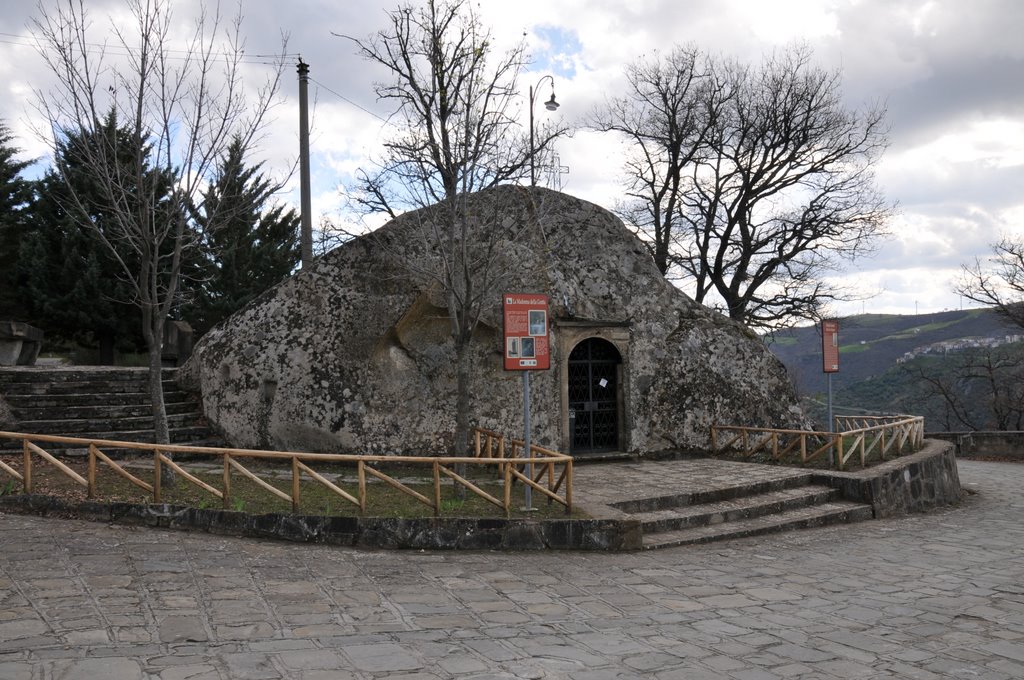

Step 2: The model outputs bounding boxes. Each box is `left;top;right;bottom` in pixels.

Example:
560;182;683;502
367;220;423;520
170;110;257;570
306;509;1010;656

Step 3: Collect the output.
503;294;550;371
822;319;839;373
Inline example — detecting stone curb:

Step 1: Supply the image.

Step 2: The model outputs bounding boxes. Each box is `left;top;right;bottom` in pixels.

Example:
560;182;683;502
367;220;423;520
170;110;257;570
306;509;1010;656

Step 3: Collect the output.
0;494;643;551
0;442;961;551
809;439;963;518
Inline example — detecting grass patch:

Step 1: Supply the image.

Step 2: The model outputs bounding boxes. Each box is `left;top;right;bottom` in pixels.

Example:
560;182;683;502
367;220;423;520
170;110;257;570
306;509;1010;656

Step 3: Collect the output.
0;456;584;520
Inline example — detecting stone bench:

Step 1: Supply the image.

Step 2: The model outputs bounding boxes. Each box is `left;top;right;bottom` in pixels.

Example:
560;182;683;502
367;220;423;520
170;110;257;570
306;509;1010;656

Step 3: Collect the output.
0;321;44;366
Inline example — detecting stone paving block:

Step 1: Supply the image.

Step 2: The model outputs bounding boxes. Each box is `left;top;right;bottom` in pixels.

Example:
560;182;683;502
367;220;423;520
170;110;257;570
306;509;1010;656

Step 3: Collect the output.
294;671;359;680
0;618;47;639
654;666;724;680
767;662;815;677
158;615;209;643
701;654;747;671
342;642;423;672
61;628;111;645
156;664;221;680
730;669;782;680
276;648;346;671
987;657;1024;677
766;643;833;663
436;654;489;674
221;651;282;679
982;640;1024;662
0;661;33;680
48;657;143;680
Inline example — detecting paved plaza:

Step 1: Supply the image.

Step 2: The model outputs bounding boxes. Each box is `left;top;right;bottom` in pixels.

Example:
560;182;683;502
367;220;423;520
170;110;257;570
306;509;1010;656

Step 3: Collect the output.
1;459;1023;679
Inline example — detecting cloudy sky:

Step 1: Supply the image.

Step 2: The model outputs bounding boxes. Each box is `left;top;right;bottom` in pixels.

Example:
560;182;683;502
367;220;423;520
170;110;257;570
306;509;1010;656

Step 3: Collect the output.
2;0;1023;319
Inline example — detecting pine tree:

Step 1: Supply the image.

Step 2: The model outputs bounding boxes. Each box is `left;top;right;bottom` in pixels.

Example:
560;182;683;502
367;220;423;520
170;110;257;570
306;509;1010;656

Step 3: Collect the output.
17;114;177;362
186;136;300;336
0;121;34;321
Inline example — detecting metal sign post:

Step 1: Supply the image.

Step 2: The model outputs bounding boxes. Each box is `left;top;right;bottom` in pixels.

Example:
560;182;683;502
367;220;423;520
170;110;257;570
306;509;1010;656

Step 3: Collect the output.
822;319;840;465
502;294;551;511
522;371;532;509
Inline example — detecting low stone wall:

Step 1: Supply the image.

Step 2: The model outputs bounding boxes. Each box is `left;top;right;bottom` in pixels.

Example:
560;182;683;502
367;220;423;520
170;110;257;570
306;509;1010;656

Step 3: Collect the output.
814;440;962;519
0;495;642;551
0;321;43;366
926;431;1024;461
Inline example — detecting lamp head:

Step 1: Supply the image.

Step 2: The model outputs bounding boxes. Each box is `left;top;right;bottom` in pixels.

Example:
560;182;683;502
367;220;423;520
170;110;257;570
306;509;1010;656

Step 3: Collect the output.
544;93;560;111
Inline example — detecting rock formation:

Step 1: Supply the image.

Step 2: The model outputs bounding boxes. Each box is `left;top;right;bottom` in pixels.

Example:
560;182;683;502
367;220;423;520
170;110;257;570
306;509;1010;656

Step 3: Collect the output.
180;186;804;455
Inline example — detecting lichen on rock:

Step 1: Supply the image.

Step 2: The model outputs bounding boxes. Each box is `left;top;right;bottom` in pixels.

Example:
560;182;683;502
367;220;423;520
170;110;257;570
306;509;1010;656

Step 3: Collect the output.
182;186;805;455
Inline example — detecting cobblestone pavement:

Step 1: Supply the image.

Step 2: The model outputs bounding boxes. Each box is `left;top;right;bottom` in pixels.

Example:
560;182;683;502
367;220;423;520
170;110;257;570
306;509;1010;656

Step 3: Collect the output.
1;459;1023;679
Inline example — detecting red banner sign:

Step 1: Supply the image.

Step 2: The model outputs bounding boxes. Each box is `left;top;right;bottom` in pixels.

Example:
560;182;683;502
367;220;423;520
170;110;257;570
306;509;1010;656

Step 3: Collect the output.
822;319;839;373
503;293;550;370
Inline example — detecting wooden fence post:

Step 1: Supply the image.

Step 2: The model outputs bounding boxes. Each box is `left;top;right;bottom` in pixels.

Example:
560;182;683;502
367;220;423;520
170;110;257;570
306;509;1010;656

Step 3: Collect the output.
291;457;300;513
22;440;31;494
222;455;231;509
153;451;162;503
565;460;573;515
358;460;366;513
433;461;441;517
87;445;96;499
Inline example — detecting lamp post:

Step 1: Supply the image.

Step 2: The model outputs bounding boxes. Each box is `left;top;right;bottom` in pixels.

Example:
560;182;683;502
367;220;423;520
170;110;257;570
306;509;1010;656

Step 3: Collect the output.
528;75;559;187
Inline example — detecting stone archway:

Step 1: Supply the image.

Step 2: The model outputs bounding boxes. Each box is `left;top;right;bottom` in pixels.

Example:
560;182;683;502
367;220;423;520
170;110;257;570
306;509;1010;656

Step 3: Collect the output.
556;322;630;456
567;337;623;455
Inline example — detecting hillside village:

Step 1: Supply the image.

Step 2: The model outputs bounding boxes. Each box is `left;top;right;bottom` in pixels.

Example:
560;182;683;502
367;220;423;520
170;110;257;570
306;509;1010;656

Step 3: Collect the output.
895;333;1024;363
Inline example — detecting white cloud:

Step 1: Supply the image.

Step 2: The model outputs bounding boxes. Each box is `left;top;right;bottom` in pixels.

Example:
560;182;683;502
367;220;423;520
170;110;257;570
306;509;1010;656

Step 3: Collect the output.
3;0;1023;319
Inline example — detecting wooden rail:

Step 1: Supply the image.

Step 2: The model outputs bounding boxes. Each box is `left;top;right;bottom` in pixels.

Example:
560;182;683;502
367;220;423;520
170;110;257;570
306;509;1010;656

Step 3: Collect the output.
0;428;573;516
472;427;574;509
710;415;925;470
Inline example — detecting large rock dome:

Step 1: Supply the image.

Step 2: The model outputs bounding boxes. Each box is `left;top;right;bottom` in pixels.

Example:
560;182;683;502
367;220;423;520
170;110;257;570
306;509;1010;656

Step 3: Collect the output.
181;186;804;455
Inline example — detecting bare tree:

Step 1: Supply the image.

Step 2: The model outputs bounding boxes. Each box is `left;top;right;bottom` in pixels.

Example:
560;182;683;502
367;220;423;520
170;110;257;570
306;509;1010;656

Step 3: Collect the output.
341;0;568;458
589;45;726;276
904;346;1024;431
598;45;893;328
957;237;1024;328
33;0;285;449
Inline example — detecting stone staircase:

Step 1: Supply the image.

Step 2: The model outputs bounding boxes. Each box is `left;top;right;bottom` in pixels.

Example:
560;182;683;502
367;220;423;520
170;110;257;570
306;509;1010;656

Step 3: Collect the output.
614;473;873;550
0;367;221;455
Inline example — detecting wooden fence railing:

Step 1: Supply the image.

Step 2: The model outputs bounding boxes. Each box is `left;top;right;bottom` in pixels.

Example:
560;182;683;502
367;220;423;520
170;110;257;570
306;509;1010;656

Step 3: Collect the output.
0;428;573;516
710;415;925;470
472;427;573;508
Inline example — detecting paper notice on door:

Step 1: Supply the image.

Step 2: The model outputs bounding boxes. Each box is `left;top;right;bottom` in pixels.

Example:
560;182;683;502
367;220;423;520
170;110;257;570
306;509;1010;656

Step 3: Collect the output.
598;378;608;388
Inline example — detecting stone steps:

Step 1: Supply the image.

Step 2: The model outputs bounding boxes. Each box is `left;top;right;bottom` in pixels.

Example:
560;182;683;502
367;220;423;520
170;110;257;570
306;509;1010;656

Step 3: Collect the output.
620;472;874;549
633;484;843;534
611;472;815;514
0;367;222;454
642;501;874;549
15;412;204;435
10;400;197;420
0;379;180;396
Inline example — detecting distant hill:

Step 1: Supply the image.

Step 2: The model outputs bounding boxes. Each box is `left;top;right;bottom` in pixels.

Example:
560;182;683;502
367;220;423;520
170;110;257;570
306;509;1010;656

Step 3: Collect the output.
767;308;1020;399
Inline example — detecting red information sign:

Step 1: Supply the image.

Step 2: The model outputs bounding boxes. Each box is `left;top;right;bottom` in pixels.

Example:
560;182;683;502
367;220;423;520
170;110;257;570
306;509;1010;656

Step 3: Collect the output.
822;319;839;373
503;293;550;371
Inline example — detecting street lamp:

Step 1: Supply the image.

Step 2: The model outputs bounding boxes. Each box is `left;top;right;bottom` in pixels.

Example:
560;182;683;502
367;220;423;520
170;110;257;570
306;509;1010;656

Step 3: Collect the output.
528;75;560;187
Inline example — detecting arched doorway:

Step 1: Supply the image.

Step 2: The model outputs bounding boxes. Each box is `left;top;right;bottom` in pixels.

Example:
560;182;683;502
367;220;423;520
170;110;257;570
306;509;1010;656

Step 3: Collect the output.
568;337;622;454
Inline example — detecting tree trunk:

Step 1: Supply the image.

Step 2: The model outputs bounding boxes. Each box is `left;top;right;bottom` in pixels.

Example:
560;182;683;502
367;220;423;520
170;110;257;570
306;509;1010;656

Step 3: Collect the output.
144;316;174;486
453;341;473;499
98;332;116;366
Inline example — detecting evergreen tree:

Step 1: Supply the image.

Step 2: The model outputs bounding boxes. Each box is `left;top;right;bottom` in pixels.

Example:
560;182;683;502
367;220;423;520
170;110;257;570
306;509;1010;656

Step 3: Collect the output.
17;113;177;363
0;121;34;321
186;136;300;336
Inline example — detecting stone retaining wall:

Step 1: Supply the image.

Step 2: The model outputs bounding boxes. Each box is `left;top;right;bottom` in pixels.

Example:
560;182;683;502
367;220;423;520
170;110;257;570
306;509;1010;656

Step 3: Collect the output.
813;440;962;519
0;495;642;551
926;431;1024;461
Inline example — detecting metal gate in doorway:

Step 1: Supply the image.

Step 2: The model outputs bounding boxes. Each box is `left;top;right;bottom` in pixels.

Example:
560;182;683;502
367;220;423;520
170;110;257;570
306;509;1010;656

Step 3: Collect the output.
568;338;621;454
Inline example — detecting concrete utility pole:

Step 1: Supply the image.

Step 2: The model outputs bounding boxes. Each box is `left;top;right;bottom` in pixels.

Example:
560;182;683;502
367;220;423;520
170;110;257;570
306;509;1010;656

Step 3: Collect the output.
297;58;313;268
